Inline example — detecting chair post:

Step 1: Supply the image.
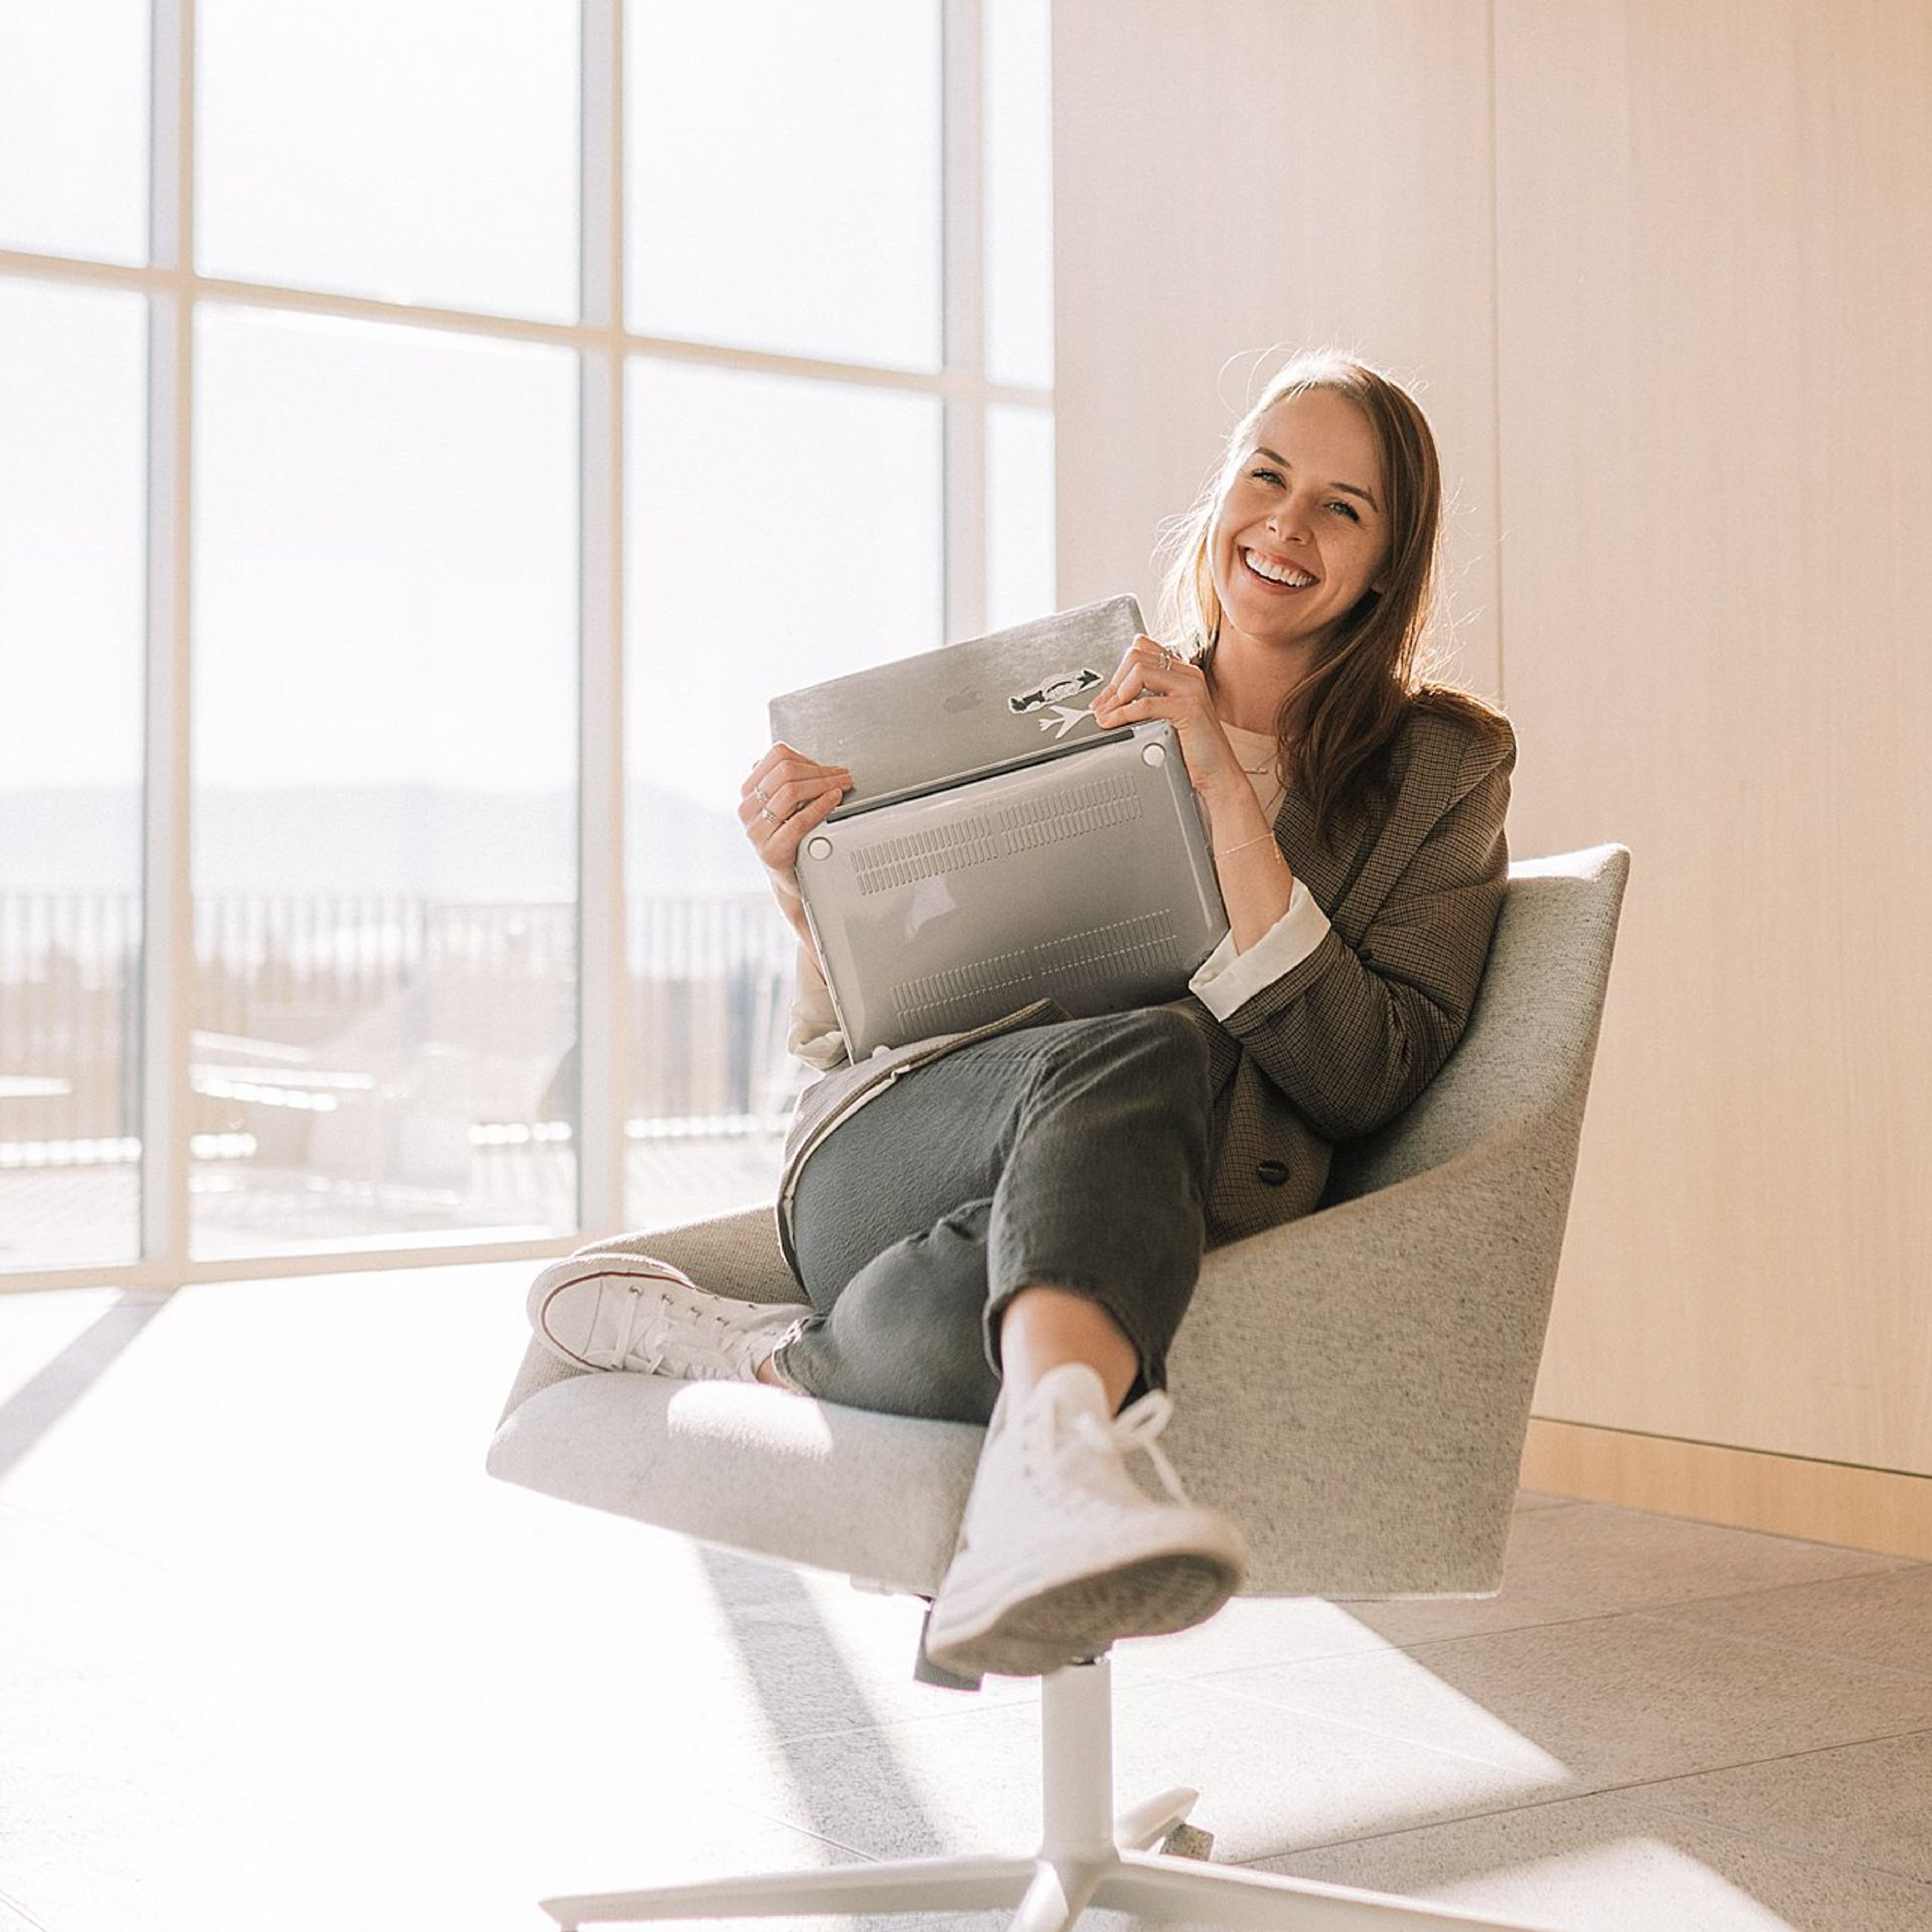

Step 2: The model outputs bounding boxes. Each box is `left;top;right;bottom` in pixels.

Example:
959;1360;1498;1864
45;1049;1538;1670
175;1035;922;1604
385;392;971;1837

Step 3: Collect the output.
1037;1657;1118;1862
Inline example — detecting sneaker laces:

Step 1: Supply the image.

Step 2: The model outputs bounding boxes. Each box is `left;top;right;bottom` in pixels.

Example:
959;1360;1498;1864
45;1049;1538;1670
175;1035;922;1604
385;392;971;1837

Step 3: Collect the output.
607;1276;734;1375
608;1287;657;1369
1065;1388;1191;1507
612;1278;801;1379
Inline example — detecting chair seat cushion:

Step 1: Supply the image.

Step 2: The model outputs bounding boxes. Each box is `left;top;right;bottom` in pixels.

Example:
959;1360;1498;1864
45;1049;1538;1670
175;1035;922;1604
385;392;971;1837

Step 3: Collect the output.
487;1371;983;1596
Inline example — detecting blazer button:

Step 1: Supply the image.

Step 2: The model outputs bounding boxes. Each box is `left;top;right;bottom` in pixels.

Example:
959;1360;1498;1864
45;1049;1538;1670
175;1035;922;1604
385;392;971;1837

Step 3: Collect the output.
1255;1159;1290;1186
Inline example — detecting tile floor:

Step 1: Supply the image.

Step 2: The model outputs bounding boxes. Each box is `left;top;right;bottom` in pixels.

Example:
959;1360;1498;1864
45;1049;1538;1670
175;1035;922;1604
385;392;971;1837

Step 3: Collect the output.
1;1261;1929;1932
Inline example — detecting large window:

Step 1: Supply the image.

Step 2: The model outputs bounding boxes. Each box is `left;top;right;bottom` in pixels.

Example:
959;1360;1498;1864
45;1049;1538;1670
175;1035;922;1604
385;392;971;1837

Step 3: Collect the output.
0;0;1054;1285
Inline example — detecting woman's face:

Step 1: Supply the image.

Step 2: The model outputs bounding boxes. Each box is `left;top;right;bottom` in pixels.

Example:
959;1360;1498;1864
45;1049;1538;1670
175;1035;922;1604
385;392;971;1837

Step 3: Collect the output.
1208;388;1389;662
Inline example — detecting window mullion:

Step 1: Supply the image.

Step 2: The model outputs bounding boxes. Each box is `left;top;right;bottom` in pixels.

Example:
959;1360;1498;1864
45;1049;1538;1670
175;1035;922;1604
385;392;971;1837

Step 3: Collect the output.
575;0;627;1236
941;0;986;644
139;0;194;1274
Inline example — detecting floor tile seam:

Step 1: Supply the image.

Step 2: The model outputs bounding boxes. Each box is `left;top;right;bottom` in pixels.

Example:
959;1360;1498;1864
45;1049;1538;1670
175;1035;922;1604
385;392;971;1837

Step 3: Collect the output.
1223;1778;1611;1868
1620;1555;1932;1616
662;1776;909;1871
0;1493;173;1573
1178;1603;1641;1682
1579;1496;1929;1552
723;1646;1567;1757
0;1875;55;1932
1137;1663;1932;1812
733;1684;1039;1752
655;1708;995;1762
1148;1667;1586;1791
1539;1561;1920;1621
1188;1593;1932;1684
1124;1655;1367;1692
1120;1603;1615;1688
1594;1771;1932;1892
1575;1720;1932;1800
1625;1604;1932;1685
1226;1767;1932;1893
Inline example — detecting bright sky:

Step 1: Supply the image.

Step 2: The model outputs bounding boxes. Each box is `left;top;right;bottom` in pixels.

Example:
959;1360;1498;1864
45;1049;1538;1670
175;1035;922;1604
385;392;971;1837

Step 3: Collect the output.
0;0;1053;822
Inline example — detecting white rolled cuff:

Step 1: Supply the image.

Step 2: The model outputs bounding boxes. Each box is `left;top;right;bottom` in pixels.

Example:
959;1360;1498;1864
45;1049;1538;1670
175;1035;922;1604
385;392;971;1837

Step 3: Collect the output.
1187;878;1331;1021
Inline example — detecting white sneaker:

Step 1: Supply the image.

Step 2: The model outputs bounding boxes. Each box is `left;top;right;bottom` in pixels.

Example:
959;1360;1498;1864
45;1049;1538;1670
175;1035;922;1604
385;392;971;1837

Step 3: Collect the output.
924;1362;1246;1679
527;1254;807;1381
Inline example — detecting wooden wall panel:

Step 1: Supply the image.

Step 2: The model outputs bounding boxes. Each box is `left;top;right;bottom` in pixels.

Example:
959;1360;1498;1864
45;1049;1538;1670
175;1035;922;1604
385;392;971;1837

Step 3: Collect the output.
1522;1421;1932;1562
1053;0;1932;1516
1494;0;1932;1472
1050;0;1503;700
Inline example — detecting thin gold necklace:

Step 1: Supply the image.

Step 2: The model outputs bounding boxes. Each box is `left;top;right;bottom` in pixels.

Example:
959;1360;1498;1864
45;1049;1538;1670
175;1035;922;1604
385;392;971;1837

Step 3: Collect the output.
1206;657;1282;777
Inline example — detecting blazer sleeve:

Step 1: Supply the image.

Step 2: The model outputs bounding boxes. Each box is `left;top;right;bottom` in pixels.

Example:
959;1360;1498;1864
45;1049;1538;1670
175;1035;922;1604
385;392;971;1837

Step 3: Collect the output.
1213;714;1514;1140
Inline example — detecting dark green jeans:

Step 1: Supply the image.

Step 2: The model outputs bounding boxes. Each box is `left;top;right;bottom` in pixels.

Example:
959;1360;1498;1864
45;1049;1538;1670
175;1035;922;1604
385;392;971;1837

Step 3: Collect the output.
771;1008;1214;1425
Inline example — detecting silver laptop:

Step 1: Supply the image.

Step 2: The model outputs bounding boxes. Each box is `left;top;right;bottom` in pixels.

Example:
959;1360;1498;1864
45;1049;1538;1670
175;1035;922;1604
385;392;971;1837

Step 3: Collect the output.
768;599;1230;1057
770;594;1152;815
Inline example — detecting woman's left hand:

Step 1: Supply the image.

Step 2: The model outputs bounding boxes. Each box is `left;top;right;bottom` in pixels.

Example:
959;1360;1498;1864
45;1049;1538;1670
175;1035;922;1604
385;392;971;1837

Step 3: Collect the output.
1090;634;1248;805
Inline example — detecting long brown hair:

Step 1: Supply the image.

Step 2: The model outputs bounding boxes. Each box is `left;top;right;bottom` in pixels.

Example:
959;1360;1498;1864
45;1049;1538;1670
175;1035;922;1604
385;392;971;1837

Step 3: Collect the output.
1157;350;1501;845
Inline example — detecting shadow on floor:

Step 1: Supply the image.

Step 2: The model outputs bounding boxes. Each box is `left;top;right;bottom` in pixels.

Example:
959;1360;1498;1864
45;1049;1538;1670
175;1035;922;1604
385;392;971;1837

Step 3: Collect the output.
0;1291;166;1481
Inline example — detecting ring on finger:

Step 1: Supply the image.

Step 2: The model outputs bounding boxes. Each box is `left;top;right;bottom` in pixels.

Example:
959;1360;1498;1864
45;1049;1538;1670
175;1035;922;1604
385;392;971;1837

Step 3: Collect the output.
754;781;770;804
758;804;777;825
1155;644;1179;672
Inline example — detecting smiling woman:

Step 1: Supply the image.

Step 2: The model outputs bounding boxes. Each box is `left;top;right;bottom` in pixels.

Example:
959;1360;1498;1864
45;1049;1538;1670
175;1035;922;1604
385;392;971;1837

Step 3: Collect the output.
1161;347;1489;847
527;345;1516;1679
1208;388;1391;704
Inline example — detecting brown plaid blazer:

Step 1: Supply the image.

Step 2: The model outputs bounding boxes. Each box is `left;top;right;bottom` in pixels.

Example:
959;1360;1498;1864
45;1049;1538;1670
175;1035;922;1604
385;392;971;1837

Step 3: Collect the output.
774;700;1514;1272
1183;700;1514;1242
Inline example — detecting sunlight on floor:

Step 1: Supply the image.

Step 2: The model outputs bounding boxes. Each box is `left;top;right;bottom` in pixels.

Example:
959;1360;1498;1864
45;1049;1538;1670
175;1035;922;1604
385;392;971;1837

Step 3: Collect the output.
5;1270;1929;1931
1444;1837;1808;1930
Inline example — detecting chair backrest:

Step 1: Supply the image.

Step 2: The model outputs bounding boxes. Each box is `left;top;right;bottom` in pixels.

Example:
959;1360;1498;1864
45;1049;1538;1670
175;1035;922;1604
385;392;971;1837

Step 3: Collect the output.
1168;843;1630;1597
1322;843;1630;1208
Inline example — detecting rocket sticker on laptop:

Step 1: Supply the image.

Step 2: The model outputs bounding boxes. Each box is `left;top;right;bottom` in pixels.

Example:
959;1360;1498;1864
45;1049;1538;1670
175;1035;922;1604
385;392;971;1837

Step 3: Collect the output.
1008;667;1104;740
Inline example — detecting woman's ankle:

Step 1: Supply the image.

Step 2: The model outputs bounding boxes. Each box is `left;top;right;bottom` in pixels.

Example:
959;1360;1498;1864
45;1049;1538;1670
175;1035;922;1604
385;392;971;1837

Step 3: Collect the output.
998;1285;1138;1413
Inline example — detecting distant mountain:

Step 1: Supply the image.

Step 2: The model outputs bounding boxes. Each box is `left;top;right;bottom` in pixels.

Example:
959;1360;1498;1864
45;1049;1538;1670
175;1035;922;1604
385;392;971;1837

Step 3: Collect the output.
0;784;766;898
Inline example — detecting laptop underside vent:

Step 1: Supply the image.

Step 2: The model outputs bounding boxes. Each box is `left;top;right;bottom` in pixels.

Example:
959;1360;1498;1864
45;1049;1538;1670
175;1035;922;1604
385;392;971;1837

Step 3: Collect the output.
848;773;1145;898
850;819;1004;896
995;773;1144;850
891;911;1184;1038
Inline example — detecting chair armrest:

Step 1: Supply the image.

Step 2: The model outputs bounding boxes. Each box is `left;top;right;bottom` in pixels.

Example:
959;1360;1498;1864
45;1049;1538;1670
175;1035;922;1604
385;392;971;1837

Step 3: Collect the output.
571;1203;798;1302
1166;1122;1574;1596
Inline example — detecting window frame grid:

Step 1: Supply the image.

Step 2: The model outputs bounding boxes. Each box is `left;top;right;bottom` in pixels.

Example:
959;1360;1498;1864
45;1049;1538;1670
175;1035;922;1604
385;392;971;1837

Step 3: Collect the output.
0;0;1051;1294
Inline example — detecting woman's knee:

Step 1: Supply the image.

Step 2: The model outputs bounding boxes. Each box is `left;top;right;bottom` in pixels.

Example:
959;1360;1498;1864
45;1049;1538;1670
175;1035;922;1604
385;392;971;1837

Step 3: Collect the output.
1008;1008;1214;1205
1118;1003;1211;1071
785;1221;1003;1423
1055;1006;1211;1112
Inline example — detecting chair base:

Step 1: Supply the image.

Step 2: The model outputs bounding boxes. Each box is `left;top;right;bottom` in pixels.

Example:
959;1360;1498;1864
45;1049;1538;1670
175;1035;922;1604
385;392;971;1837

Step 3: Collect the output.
544;1841;1544;1931
539;1657;1551;1932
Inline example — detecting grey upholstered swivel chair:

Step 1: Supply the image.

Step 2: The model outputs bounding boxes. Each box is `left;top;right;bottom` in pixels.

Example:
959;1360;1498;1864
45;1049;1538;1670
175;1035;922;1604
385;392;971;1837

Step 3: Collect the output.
488;843;1629;1930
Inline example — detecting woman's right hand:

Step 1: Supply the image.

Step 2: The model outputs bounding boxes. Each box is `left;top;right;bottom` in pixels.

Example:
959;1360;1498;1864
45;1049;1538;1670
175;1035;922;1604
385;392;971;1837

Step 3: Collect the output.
740;742;853;915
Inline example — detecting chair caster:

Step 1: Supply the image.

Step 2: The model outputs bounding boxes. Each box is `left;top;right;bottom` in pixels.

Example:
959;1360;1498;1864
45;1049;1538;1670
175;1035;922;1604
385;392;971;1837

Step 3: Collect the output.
1161;1820;1215;1860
